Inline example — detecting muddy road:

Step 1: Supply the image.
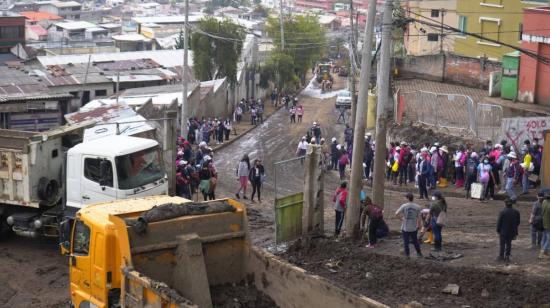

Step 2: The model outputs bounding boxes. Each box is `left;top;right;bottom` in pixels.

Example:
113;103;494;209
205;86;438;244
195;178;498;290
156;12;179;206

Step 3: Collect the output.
0;237;68;307
213;77;349;246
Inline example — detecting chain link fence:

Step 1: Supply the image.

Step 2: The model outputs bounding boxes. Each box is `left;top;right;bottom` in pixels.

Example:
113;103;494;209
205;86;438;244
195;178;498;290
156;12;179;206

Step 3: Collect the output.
397;90;503;140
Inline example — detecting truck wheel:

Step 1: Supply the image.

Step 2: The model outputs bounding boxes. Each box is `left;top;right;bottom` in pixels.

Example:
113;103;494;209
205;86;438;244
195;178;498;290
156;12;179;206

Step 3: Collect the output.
0;216;13;240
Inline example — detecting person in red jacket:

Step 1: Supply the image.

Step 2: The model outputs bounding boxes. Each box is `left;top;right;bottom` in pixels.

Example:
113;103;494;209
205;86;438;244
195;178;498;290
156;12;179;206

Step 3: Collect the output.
398;142;411;186
333;181;348;236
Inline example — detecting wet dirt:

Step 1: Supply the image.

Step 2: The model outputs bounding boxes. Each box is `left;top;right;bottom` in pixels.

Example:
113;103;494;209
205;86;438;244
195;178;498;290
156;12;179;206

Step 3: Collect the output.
280;238;550;307
0;236;68;307
211;282;278;308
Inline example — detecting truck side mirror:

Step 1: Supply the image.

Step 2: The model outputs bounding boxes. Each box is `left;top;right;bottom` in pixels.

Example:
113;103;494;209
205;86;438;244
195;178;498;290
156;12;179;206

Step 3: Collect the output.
99;160;110;187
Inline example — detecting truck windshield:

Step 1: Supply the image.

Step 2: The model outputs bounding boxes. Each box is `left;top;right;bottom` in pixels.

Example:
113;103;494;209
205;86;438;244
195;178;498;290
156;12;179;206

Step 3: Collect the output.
115;146;164;190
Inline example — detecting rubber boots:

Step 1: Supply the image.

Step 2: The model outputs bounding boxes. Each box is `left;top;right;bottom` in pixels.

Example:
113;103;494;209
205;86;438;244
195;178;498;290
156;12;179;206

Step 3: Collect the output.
438;178;449;188
424;231;434;244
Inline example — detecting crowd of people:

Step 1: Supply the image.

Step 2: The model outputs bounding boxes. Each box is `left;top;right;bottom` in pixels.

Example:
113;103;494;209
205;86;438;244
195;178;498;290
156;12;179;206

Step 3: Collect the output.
175;139;217;201
381;138;544;202
186;117;233;146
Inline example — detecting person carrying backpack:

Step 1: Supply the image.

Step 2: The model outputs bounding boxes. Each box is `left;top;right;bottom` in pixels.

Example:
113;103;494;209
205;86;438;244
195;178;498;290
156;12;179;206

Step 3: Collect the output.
333;181;348;237
363;196;384;248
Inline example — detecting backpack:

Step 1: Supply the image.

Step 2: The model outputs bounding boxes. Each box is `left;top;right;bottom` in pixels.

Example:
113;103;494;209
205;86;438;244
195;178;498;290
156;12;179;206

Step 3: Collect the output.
404;151;413;164
369;205;383;219
339;154;349;165
459;151;467;166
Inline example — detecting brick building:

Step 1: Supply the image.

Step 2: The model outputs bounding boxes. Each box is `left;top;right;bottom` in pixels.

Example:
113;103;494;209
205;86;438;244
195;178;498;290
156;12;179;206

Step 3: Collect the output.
0;12;25;53
518;6;550;106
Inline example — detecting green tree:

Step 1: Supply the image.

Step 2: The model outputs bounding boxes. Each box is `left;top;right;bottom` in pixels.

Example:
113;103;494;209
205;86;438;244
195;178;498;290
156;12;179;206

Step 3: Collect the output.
191;17;245;85
266;15;325;84
174;28;184;49
263;50;297;91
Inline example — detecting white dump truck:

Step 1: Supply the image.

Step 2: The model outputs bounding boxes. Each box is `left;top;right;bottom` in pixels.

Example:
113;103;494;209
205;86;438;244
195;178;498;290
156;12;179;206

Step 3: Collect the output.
0;123;168;238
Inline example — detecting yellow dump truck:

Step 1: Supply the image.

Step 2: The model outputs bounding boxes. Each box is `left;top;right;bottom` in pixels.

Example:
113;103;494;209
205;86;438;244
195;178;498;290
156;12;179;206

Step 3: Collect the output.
64;196;386;308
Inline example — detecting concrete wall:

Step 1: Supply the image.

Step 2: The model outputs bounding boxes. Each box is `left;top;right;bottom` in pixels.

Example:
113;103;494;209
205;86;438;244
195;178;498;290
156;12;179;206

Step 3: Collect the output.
518;9;550;106
246;247;388;308
404;0;457;56
398;53;501;89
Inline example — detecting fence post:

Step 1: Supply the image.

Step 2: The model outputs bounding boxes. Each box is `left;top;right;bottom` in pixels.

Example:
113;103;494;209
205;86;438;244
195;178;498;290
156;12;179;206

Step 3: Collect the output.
302;145;323;237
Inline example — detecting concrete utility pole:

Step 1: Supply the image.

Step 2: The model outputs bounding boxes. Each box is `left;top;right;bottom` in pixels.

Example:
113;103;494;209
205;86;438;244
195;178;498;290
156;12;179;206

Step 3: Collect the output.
440;8;446;82
371;0;393;209
349;36;356;127
180;0;189;138
349;0;356;127
345;0;377;239
279;0;285;50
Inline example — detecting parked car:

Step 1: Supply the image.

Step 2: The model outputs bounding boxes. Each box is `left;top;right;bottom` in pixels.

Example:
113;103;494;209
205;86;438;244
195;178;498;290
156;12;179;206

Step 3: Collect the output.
335;90;352;109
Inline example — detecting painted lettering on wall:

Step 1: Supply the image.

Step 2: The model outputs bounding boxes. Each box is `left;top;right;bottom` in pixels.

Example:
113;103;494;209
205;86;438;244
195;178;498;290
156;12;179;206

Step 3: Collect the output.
497;117;549;151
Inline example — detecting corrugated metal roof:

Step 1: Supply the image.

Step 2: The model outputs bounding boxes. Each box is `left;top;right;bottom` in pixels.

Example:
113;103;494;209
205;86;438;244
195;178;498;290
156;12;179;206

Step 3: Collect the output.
37;50;193;68
20;11;62;21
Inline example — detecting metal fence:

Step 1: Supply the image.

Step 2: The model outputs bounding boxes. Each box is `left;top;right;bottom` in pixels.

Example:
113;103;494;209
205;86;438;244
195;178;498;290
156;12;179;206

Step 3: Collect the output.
474;103;504;142
397;90;503;140
273;156;306;244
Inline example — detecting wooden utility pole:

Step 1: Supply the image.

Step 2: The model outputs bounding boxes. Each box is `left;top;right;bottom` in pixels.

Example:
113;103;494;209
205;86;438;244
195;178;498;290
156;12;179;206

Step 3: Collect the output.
371;0;393;209
345;0;377;239
180;0;189;138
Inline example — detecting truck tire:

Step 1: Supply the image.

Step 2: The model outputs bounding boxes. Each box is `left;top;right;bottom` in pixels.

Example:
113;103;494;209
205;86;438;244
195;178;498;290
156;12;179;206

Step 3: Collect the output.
0;216;13;240
38;177;60;206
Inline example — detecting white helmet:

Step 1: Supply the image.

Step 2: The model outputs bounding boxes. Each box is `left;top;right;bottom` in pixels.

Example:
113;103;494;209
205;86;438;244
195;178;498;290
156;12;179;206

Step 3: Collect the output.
313;121;317;126
336;144;341;150
203;155;212;161
199;141;207;147
331;137;337;142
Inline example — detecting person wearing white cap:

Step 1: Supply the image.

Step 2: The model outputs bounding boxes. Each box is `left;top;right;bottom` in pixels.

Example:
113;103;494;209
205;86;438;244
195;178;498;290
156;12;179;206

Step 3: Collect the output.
296;136;309;164
198;155;216;201
504;152;521;201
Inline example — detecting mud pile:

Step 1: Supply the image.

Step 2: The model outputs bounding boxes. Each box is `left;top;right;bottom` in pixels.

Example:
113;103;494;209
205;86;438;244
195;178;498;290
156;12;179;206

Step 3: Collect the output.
280;238;550;307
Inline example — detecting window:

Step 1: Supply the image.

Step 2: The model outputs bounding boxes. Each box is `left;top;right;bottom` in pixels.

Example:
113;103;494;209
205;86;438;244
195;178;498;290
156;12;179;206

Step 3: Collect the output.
84;158;114;187
481;0;502;6
0;26;22;39
72;6;80;11
431;10;439;18
95;89;107;97
458;16;467;35
480;18;500;43
427;33;439;42
518;23;523;41
72;220;90;255
116;146;164;190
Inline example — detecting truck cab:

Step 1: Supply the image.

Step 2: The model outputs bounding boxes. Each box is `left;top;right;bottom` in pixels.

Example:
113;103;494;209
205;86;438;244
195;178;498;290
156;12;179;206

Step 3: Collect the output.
66;135;168;210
